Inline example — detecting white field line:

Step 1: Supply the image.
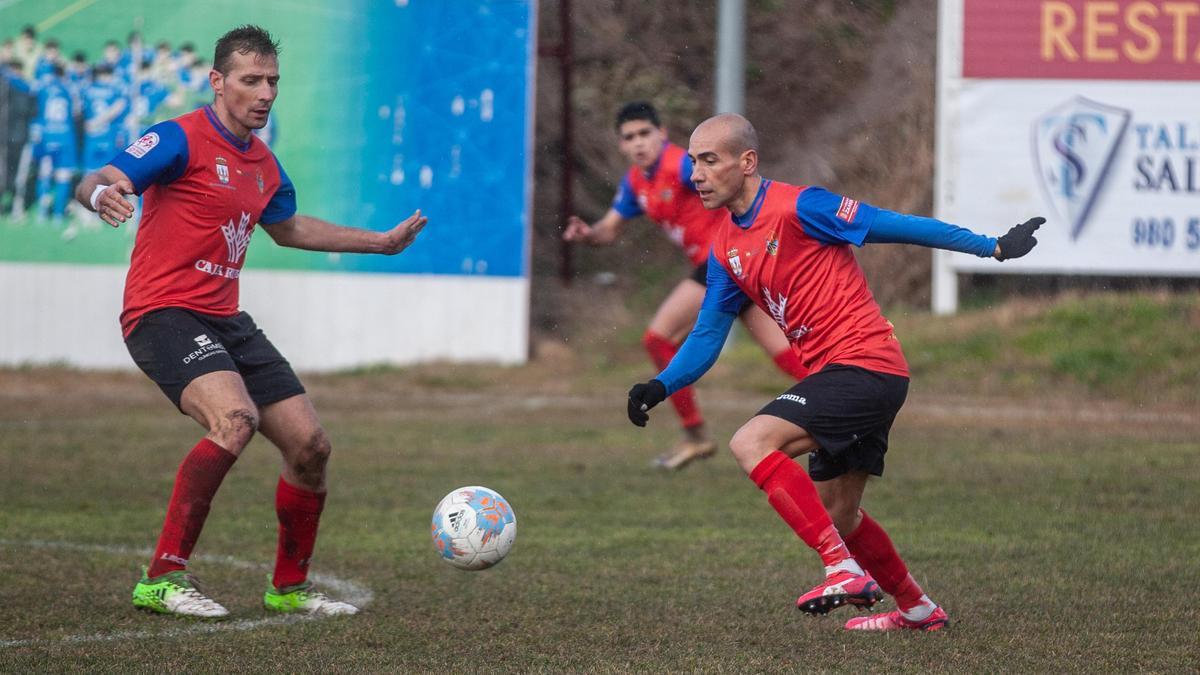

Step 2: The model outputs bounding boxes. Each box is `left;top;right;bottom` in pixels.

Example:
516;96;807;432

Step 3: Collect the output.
0;539;373;649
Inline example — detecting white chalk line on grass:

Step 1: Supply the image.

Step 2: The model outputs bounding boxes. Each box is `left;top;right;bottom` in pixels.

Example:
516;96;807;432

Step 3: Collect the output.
0;539;373;649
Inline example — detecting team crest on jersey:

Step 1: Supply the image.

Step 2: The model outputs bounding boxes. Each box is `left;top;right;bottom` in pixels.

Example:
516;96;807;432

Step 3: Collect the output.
255;168;265;194
215;157;230;184
124;132;159;158
660;188;673;202
726;248;744;278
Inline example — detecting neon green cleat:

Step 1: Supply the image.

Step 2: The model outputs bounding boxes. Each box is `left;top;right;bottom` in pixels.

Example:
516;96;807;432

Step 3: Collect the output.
263;577;359;616
131;567;230;619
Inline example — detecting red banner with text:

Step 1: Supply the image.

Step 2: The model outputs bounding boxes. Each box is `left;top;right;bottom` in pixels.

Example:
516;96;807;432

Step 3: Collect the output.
963;0;1200;80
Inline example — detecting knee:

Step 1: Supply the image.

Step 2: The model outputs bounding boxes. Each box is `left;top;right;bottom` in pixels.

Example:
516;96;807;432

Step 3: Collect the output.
291;428;332;481
212;407;259;451
728;427;774;474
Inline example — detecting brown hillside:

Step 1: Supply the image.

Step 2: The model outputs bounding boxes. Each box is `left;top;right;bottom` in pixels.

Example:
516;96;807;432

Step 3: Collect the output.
533;0;938;343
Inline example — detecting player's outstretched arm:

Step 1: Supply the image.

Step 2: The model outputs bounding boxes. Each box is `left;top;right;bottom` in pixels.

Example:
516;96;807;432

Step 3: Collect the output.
563;209;624;246
262;210;428;255
863;208;1044;261
74;166;136;228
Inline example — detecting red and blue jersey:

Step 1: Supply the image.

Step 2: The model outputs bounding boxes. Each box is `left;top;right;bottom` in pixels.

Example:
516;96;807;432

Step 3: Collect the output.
702;180;909;377
611;142;725;266
109;105;296;335
652;178;1000;394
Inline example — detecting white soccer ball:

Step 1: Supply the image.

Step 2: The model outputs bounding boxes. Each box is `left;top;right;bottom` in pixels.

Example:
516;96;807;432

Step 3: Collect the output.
431;486;517;570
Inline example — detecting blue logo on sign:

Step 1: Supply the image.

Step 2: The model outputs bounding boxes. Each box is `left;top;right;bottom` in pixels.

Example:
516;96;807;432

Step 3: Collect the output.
1032;97;1131;241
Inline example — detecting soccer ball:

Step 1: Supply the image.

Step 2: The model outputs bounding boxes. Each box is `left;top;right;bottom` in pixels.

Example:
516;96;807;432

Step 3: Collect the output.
431;486;517;570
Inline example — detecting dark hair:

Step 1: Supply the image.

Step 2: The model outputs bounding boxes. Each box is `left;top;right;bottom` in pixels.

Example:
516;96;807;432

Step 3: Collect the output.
94;63;114;76
72;50;87;63
20;25;36;38
615;101;660;130
180;42;195;53
45;38;60;49
213;25;279;74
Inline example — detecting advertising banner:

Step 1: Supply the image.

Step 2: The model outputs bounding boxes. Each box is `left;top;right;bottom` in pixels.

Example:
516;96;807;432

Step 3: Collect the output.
936;0;1200;286
1;0;533;277
0;1;536;368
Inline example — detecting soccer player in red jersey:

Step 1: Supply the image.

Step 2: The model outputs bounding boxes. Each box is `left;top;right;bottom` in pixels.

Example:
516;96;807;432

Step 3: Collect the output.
627;114;1042;631
565;101;808;470
74;25;428;619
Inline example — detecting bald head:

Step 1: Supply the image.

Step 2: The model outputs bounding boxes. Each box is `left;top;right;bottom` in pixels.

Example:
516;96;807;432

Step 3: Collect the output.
692;113;759;156
686;114;762;213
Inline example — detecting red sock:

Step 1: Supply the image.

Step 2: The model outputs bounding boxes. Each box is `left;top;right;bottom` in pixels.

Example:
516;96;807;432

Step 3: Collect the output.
749;451;849;567
272;476;327;589
147;438;237;578
642;331;703;428
845;510;927;611
772;348;809;381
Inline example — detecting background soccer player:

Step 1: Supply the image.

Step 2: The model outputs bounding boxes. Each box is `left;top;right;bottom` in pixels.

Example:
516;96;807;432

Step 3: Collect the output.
627;113;1042;631
565;101;808;470
74;24;428;619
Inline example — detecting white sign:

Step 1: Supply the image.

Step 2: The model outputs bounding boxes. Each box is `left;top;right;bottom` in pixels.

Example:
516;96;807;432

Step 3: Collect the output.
934;0;1200;312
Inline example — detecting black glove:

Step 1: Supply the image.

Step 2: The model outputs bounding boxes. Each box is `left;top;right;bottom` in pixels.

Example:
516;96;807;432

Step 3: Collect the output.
627;379;667;427
995;217;1044;261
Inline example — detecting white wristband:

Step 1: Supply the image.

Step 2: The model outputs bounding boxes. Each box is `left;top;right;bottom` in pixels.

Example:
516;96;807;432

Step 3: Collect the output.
89;184;109;212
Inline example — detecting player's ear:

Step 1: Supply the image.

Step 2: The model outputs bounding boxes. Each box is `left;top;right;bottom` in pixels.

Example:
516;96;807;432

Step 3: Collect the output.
741;148;758;176
208;68;222;94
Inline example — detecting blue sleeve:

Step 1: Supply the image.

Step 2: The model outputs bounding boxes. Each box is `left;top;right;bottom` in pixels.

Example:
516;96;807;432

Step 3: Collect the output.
794;186;880;246
654;253;746;394
611;174;642;218
108;120;188;194
864;209;998;257
679;153;698;193
655;308;737;395
260;154;298;225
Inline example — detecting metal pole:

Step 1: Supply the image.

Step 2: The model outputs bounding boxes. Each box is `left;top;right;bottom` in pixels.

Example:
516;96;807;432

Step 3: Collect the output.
715;0;745;114
559;0;575;284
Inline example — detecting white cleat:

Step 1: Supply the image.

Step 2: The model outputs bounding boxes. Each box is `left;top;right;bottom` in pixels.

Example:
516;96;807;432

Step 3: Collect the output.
132;568;230;619
264;579;359;616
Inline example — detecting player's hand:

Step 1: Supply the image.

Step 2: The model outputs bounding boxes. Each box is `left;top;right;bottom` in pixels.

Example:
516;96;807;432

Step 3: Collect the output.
379;210;428;255
627;379;667;427
994;217;1044;261
96;180;136;228
562;215;593;243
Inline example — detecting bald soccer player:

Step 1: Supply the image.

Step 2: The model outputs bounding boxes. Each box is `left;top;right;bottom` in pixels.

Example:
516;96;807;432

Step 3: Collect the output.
626;113;1042;631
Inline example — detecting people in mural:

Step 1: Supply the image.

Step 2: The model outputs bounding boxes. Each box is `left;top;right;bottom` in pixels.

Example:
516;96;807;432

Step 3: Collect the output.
0;25;249;231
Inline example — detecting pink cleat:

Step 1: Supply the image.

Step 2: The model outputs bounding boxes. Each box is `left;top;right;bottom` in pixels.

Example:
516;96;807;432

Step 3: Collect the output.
796;570;883;615
844;606;949;632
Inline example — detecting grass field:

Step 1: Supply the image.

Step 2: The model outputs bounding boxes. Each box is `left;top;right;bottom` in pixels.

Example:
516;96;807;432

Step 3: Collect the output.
2;297;1199;672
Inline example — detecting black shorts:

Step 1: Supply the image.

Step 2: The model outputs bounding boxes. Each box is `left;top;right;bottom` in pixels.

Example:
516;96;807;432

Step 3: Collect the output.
757;364;909;481
690;260;752;313
124;307;306;411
